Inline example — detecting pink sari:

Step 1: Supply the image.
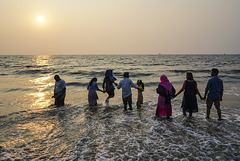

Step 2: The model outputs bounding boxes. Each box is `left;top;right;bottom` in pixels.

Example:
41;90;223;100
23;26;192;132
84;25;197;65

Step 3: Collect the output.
155;75;172;117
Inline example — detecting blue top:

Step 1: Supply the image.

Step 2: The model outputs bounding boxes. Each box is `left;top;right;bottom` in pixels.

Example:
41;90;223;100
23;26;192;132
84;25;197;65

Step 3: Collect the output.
205;76;223;101
89;81;97;90
117;78;138;98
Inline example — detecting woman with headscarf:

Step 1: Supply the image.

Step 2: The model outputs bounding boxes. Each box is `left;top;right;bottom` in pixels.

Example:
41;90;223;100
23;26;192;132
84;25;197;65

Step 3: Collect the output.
87;77;104;106
102;69;118;104
156;75;175;119
174;72;203;117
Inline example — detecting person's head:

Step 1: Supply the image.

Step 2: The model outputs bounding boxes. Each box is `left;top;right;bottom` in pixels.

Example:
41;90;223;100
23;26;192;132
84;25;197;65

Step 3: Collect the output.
105;69;112;76
160;75;169;82
123;72;129;78
137;80;142;86
186;72;194;80
211;68;219;76
105;69;114;80
54;75;61;82
137;80;144;89
89;77;97;86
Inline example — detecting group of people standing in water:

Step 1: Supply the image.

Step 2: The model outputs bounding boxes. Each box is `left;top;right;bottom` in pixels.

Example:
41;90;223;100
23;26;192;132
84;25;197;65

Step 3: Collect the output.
53;68;223;121
87;69;144;111
155;68;223;121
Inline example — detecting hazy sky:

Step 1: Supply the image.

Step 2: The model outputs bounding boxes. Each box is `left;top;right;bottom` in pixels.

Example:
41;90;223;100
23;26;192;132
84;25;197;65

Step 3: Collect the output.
0;0;240;55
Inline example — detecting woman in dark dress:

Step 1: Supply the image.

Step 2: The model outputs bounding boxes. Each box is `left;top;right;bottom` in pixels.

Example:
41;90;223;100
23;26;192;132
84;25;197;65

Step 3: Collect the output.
102;69;118;105
175;72;203;117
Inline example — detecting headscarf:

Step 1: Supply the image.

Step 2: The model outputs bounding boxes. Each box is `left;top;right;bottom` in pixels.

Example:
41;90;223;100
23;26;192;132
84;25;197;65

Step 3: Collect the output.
159;75;172;91
105;69;115;81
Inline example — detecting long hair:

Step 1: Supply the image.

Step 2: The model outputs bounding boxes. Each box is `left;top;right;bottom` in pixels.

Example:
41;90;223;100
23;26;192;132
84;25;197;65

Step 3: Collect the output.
137;80;144;90
89;78;97;86
186;72;194;80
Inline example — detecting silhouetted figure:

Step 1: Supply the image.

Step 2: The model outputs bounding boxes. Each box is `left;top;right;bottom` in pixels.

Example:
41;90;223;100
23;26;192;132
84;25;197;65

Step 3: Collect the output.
156;75;175;119
52;75;66;107
203;68;223;120
174;72;203;117
136;80;144;109
117;72;139;111
87;77;104;106
103;69;118;105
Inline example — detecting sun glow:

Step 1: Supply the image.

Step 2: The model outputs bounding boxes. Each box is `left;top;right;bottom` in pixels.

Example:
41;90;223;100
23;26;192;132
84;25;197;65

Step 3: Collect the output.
37;16;45;23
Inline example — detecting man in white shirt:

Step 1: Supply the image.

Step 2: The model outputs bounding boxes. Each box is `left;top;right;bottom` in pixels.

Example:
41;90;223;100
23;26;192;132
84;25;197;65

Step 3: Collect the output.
117;72;139;111
52;75;66;107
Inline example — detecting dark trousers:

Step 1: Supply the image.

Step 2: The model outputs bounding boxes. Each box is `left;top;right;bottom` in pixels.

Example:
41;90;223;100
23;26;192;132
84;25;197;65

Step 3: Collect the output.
55;97;65;107
123;95;132;110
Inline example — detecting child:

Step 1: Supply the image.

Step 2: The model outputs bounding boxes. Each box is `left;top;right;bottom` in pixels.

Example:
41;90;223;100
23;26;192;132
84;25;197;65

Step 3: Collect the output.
136;80;144;108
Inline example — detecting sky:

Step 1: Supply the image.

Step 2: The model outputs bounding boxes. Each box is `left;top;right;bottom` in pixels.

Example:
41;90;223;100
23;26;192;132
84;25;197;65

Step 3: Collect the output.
0;0;240;55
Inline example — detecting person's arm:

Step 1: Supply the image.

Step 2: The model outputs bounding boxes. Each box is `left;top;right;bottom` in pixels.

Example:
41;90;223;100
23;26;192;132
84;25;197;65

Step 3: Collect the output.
195;82;203;100
102;78;106;90
87;84;89;90
95;83;104;93
220;81;223;101
117;81;122;89
131;80;139;89
113;79;118;86
52;87;56;98
203;80;210;100
174;81;185;97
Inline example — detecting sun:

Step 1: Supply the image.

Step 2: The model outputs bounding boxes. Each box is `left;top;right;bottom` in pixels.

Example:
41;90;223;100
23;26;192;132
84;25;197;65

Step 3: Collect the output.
37;16;45;23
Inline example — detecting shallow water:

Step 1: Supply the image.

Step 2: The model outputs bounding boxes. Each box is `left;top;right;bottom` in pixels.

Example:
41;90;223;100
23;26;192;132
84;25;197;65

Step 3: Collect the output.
0;54;240;160
0;103;239;160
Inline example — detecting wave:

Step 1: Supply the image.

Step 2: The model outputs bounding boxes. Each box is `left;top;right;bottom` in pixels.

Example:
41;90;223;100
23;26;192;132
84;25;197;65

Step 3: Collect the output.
129;73;154;77
25;65;48;68
224;70;240;74
4;88;32;92
16;69;55;75
142;63;161;66
168;69;210;73
69;71;105;76
66;82;89;87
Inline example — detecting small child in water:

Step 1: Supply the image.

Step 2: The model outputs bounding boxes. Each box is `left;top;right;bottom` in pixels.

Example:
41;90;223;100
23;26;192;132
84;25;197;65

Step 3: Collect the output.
136;80;144;108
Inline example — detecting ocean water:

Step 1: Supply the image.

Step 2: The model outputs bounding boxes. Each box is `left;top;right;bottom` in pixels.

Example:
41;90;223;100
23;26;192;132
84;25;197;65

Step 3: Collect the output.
0;54;239;160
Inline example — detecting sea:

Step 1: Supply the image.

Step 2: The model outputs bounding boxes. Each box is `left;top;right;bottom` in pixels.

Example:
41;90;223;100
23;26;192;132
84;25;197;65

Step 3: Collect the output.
0;54;239;160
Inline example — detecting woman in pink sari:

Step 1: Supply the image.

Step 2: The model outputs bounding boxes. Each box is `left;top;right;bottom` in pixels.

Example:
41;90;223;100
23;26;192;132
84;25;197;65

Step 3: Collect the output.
155;75;174;119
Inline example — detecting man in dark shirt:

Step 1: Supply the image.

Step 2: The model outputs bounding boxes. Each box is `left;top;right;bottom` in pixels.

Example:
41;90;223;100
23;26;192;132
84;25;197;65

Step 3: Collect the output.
203;68;223;120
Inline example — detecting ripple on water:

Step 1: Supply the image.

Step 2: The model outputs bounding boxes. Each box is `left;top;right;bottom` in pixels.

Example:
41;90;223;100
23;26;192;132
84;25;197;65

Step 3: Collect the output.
0;102;239;160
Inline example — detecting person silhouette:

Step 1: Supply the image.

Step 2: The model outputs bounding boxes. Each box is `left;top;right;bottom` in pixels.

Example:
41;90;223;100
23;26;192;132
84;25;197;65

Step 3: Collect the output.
52;75;66;107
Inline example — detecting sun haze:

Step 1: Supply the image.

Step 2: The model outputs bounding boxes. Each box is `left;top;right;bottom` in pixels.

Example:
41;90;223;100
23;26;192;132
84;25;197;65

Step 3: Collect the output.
0;0;240;55
37;16;45;23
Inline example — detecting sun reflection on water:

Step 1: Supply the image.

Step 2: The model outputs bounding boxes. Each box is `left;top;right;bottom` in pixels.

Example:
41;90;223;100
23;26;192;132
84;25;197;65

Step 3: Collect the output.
34;55;52;66
28;55;54;109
